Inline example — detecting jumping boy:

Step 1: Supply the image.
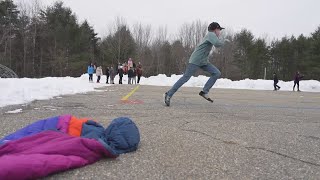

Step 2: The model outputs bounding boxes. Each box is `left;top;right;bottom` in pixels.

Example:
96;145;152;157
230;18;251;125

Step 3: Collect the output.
164;22;227;106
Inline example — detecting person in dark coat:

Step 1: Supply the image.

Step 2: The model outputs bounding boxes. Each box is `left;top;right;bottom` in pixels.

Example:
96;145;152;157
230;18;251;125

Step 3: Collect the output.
136;62;143;84
128;67;134;84
109;67;115;84
118;66;124;84
105;67;110;84
273;72;280;91
293;71;303;91
132;68;137;84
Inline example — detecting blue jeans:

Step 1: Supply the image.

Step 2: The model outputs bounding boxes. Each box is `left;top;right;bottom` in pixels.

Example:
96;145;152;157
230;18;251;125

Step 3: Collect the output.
167;63;221;97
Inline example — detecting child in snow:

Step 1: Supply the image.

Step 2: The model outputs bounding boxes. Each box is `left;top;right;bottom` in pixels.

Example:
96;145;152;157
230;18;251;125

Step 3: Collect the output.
273;72;280;91
105;66;110;84
87;63;95;82
110;67;115;84
128;67;134;84
293;71;304;91
96;66;103;83
137;62;143;84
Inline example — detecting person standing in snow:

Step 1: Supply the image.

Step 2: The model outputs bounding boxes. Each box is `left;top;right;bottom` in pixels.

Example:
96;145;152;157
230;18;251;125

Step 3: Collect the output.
293;71;303;91
123;62;128;75
137;62;143;84
128;67;134;84
105;66;110;84
132;68;137;84
96;66;103;83
128;58;133;69
109;67;115;84
164;22;228;106
273;72;280;91
87;63;95;82
118;65;124;84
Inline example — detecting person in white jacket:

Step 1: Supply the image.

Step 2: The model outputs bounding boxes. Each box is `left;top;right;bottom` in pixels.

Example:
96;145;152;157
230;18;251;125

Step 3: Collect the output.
96;66;103;83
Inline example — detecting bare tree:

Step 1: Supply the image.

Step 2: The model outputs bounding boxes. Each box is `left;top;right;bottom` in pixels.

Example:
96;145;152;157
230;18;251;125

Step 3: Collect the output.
211;29;240;79
8;7;12;68
16;1;30;77
115;16;126;64
171;40;186;74
170;20;208;75
132;22;152;58
178;20;207;51
103;16;130;65
152;26;168;74
132;22;152;75
30;0;42;77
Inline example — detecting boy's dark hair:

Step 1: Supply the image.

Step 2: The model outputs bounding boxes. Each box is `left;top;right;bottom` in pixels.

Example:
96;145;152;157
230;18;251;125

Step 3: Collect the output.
208;22;225;31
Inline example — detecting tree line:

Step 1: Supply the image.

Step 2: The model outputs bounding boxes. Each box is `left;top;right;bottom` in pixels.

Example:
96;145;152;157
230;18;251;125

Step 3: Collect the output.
1;0;319;80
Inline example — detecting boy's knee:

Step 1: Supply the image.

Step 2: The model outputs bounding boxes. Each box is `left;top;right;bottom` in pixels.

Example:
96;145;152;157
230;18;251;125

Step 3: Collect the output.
182;74;192;80
212;70;221;78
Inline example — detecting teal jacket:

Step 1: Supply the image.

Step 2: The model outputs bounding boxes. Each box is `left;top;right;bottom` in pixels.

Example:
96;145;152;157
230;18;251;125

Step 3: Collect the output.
189;32;225;66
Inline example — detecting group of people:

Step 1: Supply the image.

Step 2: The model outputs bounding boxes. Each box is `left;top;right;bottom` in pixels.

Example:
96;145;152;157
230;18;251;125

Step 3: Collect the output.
273;71;304;92
88;21;306;108
87;58;143;85
87;63;103;83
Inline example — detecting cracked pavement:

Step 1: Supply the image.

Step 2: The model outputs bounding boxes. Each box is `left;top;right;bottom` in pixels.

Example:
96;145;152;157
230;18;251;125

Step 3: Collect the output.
1;85;320;179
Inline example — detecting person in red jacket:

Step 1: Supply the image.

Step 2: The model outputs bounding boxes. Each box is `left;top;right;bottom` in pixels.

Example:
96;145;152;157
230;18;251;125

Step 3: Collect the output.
136;62;143;83
123;62;128;75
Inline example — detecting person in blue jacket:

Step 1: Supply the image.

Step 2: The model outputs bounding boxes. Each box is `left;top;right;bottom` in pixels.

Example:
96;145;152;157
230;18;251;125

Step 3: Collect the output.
164;22;228;106
87;63;95;82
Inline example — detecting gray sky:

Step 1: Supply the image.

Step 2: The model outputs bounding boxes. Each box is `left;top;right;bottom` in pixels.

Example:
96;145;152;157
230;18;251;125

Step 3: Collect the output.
16;0;320;40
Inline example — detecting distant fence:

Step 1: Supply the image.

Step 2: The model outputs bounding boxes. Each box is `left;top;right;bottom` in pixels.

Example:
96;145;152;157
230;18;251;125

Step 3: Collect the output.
0;64;19;78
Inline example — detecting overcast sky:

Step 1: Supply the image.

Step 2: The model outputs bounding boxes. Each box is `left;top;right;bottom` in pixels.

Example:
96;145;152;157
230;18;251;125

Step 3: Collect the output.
15;0;320;40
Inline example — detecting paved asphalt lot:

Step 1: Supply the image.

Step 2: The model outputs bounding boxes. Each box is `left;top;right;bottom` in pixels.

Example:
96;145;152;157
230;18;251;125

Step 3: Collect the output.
1;85;320;179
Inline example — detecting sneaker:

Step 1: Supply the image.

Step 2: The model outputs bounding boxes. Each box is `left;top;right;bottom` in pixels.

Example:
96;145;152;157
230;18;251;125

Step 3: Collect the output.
199;91;213;103
164;92;171;106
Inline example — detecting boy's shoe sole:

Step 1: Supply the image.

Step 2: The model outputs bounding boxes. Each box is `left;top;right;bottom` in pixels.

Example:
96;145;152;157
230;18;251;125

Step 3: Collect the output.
199;91;214;103
163;93;170;106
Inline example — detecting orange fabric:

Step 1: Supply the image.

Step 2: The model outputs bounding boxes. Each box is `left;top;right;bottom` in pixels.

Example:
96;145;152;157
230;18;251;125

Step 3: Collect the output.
68;116;89;137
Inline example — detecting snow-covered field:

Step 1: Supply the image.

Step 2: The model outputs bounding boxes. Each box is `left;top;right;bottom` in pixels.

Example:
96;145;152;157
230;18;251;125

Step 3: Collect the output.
1;74;319;108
